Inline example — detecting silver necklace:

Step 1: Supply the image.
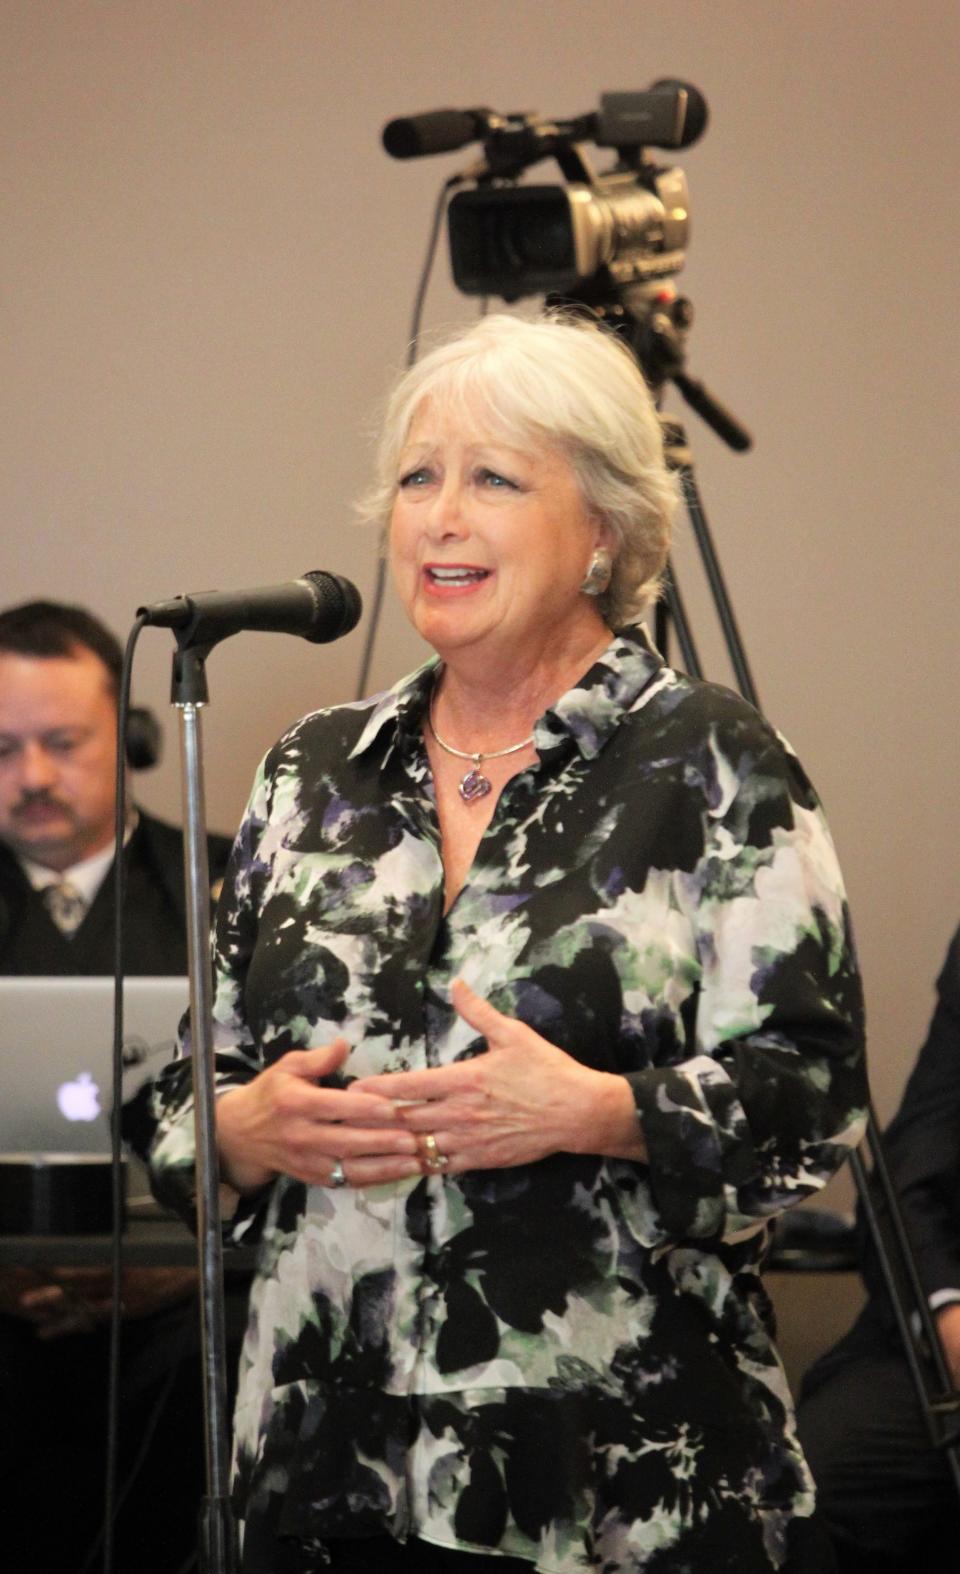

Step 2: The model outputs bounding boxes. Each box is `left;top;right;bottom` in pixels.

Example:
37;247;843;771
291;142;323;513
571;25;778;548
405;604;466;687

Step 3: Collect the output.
428;692;534;803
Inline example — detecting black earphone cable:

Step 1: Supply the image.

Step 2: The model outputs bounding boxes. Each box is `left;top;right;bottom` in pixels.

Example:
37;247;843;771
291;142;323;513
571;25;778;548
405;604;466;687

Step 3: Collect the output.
101;612;147;1574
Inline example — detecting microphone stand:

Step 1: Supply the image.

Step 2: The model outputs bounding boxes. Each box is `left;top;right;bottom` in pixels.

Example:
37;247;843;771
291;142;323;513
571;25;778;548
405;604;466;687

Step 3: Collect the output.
170;638;237;1574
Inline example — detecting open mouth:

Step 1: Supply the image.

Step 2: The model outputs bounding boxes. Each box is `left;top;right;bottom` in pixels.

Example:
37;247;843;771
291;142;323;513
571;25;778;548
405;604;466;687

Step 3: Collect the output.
425;566;490;587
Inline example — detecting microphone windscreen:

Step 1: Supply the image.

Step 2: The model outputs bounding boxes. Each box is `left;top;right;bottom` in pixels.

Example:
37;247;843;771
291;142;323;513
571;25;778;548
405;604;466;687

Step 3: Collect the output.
382;109;481;159
650;79;709;147
303;571;362;642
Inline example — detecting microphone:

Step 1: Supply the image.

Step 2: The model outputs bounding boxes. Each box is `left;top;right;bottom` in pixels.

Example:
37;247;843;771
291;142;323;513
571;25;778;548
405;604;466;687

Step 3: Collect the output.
138;571;362;647
595;81;708;150
646;79;708;147
382;107;493;159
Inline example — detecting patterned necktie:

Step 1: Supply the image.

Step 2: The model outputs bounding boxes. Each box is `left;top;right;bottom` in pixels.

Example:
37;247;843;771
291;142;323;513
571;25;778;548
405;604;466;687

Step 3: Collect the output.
42;880;87;936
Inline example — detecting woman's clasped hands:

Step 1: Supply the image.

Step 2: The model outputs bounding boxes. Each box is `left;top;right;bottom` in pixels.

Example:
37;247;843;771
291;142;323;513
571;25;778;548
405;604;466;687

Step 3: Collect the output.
215;979;646;1195
357;978;646;1175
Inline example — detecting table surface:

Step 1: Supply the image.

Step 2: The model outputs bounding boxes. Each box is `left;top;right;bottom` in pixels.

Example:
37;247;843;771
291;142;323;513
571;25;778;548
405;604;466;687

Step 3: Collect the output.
0;1209;257;1269
1;1208;857;1274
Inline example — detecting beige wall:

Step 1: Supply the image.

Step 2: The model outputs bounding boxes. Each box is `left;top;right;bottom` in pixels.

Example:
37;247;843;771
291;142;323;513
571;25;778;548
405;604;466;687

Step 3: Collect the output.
3;0;958;1149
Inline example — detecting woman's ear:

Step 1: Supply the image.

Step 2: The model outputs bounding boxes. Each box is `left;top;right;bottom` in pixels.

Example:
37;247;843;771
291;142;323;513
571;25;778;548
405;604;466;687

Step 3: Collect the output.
579;546;614;597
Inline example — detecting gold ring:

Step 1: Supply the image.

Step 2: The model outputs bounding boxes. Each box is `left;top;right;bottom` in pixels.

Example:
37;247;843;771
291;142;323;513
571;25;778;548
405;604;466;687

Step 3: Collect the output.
419;1133;449;1173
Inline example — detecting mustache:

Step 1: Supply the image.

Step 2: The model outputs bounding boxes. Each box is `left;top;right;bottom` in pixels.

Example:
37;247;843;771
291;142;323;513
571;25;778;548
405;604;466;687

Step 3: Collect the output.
11;791;74;817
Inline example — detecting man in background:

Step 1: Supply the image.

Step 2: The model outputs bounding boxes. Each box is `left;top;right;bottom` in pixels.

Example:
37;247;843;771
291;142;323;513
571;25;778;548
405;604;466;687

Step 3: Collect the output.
0;597;231;972
0;600;237;1571
798;924;960;1571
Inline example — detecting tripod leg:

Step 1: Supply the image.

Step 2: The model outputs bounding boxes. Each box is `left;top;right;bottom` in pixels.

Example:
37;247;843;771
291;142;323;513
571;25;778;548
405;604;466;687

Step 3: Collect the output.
659;559;705;680
674;456;761;707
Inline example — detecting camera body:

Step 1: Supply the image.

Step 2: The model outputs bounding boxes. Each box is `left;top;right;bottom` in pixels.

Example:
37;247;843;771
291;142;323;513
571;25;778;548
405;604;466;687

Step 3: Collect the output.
447;163;690;302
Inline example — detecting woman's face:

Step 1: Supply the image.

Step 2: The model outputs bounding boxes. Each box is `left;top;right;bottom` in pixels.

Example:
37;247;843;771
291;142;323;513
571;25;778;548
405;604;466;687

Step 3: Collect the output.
389;401;609;666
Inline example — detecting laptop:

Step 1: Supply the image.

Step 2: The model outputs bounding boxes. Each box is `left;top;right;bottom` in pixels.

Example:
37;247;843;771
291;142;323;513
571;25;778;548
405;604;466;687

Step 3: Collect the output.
0;975;189;1156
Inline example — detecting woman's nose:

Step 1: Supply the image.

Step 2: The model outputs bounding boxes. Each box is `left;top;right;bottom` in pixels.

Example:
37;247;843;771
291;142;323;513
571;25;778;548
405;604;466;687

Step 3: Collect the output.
425;478;468;537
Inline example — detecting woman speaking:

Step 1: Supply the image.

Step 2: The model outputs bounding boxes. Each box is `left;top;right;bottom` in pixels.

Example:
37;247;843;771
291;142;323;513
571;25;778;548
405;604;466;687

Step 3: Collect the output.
148;312;866;1574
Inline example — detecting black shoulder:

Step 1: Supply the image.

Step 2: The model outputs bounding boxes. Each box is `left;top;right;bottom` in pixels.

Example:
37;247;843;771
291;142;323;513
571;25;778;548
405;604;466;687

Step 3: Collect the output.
630;670;824;826
134;809;233;888
261;697;382;777
205;829;234;881
935;925;960;1011
649;670;805;771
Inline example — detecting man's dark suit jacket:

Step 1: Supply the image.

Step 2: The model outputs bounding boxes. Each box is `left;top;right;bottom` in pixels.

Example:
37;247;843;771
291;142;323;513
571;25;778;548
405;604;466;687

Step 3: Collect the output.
804;924;960;1382
0;809;233;975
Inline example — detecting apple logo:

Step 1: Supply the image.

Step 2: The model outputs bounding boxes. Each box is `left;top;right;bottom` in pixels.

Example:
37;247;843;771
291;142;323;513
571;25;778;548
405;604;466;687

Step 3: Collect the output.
57;1071;102;1123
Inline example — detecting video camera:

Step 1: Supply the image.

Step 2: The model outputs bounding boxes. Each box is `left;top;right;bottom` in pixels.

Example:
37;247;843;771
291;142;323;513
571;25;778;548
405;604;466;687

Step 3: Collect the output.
383;81;750;450
382;81;707;304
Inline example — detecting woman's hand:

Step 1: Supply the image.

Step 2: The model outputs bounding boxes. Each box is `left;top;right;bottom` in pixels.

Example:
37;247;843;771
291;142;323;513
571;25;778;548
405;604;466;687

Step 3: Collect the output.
353;979;647;1175
216;1038;422;1194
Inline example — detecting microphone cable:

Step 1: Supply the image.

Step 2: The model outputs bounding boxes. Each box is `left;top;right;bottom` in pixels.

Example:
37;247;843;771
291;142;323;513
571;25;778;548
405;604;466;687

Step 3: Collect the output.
354;171;464;701
98;611;148;1574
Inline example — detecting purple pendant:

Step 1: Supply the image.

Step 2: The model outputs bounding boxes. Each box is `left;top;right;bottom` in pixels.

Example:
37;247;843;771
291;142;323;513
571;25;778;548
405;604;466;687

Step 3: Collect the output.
459;767;492;803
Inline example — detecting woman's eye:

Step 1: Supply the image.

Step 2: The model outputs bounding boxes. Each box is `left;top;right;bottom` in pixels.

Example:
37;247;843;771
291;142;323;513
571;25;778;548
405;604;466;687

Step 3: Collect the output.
477;468;515;489
399;467;432;488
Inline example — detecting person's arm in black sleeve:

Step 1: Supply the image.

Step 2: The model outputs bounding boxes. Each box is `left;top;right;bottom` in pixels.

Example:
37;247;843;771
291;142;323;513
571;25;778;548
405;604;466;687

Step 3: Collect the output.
860;926;960;1307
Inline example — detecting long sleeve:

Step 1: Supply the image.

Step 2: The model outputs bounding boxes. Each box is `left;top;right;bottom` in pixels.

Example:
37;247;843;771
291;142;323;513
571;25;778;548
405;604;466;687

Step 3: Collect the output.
860;927;960;1303
146;757;275;1225
627;715;867;1243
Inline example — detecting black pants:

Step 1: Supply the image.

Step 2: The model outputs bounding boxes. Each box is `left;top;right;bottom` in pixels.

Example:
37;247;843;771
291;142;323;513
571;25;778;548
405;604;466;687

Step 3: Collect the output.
797;1350;960;1573
0;1286;249;1574
0;1302;214;1574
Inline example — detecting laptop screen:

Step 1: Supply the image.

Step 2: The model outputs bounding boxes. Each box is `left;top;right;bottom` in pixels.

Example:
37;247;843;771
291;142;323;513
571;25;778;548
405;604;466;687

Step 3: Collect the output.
0;975;188;1155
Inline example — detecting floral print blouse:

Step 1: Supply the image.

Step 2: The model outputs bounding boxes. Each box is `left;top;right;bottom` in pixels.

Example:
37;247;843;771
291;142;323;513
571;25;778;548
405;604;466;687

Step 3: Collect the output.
148;626;867;1573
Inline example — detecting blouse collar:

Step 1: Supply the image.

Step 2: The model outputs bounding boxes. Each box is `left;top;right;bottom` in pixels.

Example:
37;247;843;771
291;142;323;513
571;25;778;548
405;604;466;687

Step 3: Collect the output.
348;625;666;772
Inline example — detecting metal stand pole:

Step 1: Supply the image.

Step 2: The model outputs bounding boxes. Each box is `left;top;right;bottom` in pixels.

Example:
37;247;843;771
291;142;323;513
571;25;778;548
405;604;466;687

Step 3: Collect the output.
172;643;238;1574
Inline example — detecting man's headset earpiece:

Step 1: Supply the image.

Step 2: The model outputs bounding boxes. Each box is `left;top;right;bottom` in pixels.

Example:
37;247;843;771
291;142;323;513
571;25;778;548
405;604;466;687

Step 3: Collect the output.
125;706;162;771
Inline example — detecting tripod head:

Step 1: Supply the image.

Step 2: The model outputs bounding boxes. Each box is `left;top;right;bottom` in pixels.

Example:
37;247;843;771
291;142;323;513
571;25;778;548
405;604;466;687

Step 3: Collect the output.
553;283;752;453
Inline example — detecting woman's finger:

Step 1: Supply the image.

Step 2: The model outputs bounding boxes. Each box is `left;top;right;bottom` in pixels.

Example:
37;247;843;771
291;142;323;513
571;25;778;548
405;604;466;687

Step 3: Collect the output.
353;1062;471;1102
289;1121;419;1161
449;977;508;1039
335;1154;426;1188
281;1038;351;1079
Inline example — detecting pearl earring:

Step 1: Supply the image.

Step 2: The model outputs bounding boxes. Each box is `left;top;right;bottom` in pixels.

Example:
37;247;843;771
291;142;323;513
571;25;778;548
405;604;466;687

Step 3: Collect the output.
580;548;613;596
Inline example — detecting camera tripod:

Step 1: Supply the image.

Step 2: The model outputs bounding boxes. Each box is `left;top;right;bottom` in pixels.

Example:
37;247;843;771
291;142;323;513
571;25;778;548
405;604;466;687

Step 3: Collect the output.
577;282;960;1505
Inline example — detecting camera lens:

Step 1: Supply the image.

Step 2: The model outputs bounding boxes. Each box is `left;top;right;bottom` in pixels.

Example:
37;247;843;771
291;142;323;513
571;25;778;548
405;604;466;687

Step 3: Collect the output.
449;189;578;297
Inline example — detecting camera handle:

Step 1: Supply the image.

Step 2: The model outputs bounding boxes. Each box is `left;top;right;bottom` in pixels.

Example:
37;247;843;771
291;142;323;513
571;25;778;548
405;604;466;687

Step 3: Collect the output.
654;411;960;1500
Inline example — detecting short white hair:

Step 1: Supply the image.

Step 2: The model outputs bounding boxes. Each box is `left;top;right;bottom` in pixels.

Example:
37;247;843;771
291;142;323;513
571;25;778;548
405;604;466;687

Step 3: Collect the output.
360;311;678;625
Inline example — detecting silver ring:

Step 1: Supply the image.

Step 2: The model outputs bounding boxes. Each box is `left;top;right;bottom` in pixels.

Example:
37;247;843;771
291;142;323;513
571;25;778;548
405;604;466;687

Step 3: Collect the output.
329;1157;348;1189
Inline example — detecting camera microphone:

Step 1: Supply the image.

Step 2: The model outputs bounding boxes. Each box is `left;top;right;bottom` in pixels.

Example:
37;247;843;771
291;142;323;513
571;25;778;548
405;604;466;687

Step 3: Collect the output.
595;81;708;150
139;571;362;647
383;82;708;163
383;108;493;159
